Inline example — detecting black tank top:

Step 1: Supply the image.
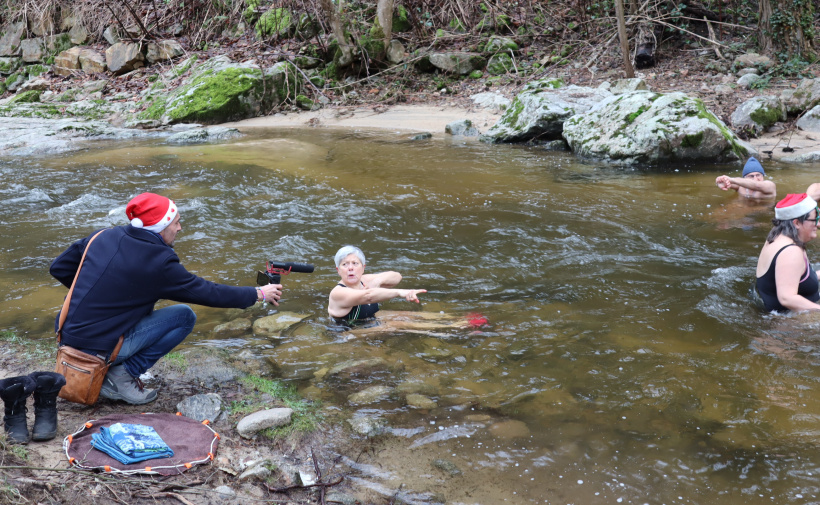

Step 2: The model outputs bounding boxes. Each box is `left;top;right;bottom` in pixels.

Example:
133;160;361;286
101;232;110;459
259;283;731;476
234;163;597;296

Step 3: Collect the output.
332;282;380;325
756;243;820;312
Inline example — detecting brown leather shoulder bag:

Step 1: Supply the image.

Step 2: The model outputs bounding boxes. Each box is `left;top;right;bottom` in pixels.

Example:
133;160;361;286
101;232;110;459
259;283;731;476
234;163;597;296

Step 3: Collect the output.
54;230;124;405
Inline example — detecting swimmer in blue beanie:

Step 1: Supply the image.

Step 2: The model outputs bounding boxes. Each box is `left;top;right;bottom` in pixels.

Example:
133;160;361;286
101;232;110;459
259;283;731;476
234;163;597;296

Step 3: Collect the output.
715;156;776;199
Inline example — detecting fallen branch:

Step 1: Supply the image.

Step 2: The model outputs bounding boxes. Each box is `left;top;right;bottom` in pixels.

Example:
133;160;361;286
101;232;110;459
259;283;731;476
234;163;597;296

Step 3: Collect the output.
704;17;724;60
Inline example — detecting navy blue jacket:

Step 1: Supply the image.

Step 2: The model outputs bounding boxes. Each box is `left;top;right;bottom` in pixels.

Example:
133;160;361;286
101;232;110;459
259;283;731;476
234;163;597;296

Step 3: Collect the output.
50;225;257;354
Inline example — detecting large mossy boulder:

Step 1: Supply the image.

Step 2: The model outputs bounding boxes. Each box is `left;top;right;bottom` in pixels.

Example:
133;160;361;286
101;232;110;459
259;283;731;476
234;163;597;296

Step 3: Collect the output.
562;91;755;165
480;78;612;143
137;56;301;125
730;95;786;138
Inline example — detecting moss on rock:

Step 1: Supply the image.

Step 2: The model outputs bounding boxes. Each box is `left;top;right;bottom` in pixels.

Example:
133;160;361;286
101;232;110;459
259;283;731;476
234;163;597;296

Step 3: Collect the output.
8;89;41;104
26;64;48;77
749;106;782;127
487;53;513;75
255;8;292;39
138;59;281;124
393;6;412;32
681;131;704;148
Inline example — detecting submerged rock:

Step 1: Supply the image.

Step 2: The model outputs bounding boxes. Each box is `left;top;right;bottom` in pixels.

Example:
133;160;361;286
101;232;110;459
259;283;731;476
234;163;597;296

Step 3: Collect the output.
562;91;755;164
0;116;153;156
252;311;310;336
348;385;394;405
166;126;242;144
445;119;478;136
347;415;387;437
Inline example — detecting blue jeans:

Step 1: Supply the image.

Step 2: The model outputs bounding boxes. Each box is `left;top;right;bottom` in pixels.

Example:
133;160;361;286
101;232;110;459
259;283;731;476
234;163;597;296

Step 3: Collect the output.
112;305;196;377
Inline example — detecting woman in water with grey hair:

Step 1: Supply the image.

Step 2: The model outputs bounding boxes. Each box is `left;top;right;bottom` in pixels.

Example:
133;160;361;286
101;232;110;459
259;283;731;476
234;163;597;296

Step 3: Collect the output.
328;245;427;326
756;193;820;312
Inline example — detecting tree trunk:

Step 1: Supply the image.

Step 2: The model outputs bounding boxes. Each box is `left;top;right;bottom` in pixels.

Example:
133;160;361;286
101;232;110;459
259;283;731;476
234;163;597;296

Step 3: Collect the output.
615;0;634;77
758;0;773;55
376;0;393;52
758;0;815;58
320;0;355;67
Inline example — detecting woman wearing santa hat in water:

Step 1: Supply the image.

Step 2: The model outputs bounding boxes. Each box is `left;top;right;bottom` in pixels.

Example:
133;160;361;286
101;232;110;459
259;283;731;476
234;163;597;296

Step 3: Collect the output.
756;193;820;312
50;192;283;405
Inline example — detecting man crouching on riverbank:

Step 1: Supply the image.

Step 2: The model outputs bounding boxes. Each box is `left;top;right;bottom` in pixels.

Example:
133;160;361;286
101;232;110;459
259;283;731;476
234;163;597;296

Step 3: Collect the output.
714;157;776;200
50;192;283;405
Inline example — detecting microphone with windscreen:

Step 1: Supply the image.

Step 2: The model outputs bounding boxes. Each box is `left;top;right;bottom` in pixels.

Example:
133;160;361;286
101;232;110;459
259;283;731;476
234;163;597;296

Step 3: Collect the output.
257;260;315;286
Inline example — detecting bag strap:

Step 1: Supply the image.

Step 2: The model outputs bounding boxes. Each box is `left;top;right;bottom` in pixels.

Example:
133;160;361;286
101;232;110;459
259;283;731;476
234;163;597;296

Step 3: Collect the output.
107;335;124;365
56;231;125;362
56;229;106;339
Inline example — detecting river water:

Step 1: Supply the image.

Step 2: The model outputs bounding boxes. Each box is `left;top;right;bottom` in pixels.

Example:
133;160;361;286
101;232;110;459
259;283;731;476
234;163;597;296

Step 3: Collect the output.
4;128;820;504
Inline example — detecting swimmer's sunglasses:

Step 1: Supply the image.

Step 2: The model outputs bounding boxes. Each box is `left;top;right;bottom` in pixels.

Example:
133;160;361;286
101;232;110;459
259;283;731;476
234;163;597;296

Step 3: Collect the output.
810;207;820;225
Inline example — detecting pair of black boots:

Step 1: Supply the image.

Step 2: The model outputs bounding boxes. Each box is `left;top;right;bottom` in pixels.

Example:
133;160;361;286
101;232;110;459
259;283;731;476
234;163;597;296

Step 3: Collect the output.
0;372;66;444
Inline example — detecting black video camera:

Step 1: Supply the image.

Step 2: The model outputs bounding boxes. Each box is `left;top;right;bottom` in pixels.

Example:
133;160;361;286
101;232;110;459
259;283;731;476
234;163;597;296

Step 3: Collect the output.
257;261;315;285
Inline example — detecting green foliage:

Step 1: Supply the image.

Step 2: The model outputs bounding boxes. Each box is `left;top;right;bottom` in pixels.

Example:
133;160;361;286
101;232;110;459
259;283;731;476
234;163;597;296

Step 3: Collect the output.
448;18;465;32
0;330;52;363
770;54;816;78
162;351;188;372
584;0;614;20
749;75;772;90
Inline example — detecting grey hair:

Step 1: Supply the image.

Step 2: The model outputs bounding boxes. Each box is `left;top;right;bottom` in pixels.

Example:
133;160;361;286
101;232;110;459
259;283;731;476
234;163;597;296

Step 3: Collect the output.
334;245;366;267
767;211;814;248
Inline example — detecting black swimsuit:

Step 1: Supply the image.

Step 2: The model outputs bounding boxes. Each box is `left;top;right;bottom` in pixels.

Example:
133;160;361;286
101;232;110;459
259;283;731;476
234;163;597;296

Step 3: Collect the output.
756;243;820;312
332;282;379;325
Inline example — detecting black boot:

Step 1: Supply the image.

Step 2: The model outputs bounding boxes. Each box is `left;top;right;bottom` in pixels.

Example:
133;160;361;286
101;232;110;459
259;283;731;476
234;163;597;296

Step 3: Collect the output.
0;375;36;444
29;372;65;441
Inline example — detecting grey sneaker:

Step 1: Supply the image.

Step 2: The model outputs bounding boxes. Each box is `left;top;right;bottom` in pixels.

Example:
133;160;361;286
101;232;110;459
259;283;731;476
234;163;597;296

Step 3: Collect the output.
99;365;158;405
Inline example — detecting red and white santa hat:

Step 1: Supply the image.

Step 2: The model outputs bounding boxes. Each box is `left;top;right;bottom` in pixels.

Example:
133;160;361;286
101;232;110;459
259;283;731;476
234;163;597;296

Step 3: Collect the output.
775;193;817;220
125;193;178;233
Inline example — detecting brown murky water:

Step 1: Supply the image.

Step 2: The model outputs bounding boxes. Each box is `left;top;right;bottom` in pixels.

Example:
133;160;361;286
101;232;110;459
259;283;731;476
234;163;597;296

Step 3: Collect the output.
4;129;820;504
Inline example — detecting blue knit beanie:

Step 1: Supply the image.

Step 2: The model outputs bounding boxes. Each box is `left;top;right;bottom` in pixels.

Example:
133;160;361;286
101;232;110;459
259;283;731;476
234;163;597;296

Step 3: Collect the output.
742;157;765;177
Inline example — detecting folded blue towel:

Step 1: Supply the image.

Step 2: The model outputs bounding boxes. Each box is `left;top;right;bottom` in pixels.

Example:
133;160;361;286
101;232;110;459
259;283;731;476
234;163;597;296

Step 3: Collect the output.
91;423;174;465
